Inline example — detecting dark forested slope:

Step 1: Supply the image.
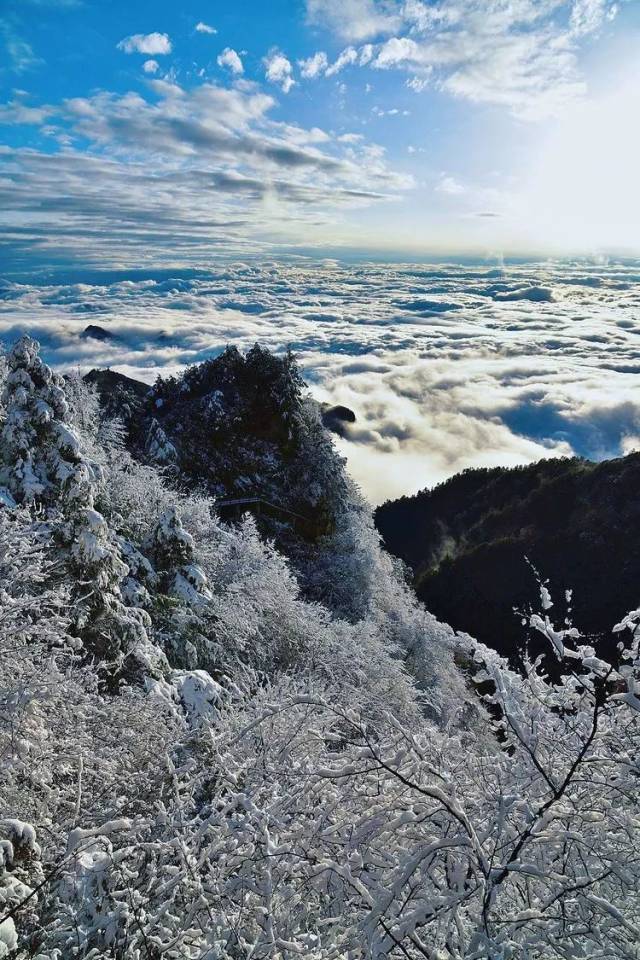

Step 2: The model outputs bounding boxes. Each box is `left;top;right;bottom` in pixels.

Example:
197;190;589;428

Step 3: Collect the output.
4;336;640;956
375;454;640;661
84;348;354;537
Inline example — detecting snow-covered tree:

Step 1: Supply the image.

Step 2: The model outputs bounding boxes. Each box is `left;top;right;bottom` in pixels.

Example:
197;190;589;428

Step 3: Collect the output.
148;506;211;606
101;590;636;960
0;338;164;676
290;397;351;521
14;584;639;960
65;370;126;460
145;416;178;468
61;460;159;671
105;448;212;544
0;335;82;508
3;334;640;960
144;505;213;669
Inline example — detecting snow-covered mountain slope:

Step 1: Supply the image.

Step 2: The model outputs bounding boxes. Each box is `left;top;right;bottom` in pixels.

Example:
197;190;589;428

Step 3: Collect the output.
1;335;640;958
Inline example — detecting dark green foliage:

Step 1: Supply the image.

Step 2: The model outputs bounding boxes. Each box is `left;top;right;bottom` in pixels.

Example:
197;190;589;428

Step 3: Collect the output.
86;346;349;539
149;344;304;466
145;345;307;502
375;454;640;663
83;368;148;436
83;368;150;401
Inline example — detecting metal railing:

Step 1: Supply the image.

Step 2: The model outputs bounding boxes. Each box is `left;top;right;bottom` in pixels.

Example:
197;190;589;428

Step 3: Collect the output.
215;496;312;524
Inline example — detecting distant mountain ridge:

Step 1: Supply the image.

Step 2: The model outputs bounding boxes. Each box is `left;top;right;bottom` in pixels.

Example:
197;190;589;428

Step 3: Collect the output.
83;367;150;399
82;367;356;437
375;454;640;662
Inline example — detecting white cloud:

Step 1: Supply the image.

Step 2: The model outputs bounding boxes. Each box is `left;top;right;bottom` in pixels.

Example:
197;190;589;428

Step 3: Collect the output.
264;50;295;93
142;59;159;74
436;175;465;195
308;0;620;119
0;99;52;124
374;36;422;69
326;46;359;77
1;25;42;72
0;77;409;272
359;44;374;66
299;46;368;80
217;47;244;75
372;105;409;118
406;75;430;92
117;32;172;55
299;51;328;79
306;0;402;41
570;0;616;36
195;21;217;35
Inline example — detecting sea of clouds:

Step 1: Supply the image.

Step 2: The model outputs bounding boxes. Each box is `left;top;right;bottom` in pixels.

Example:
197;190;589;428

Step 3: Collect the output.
1;258;639;504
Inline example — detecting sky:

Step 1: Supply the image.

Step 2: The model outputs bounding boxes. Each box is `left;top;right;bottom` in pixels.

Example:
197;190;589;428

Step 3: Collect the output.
2;0;640;270
2;1;640;504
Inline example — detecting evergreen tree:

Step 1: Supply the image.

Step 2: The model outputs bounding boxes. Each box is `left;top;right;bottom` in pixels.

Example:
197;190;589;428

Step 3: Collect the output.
61;458;157;670
147;506;211;606
145;417;178;468
0;337;164;677
0;335;80;508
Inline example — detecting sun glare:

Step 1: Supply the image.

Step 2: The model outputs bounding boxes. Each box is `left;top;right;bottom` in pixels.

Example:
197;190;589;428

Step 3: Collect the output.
523;59;640;253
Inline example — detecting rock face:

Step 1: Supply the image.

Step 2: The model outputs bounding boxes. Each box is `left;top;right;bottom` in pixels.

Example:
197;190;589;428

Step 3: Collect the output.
375;453;640;664
83;369;150;432
491;285;554;302
81;324;117;341
84;368;149;399
321;404;356;436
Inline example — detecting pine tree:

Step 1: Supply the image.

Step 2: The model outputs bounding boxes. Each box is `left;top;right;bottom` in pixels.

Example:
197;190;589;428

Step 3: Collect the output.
0;337;165;678
61;459;156;669
147;506;211;606
145;506;211;673
0;335;80;507
145;417;178;468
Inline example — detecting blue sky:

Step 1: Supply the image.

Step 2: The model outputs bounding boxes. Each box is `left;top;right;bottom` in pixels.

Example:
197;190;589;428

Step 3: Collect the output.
1;0;639;271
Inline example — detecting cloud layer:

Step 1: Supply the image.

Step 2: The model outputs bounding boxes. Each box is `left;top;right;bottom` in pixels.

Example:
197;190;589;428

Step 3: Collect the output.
305;0;618;117
1;0;631;266
2;257;638;503
0;79;410;269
